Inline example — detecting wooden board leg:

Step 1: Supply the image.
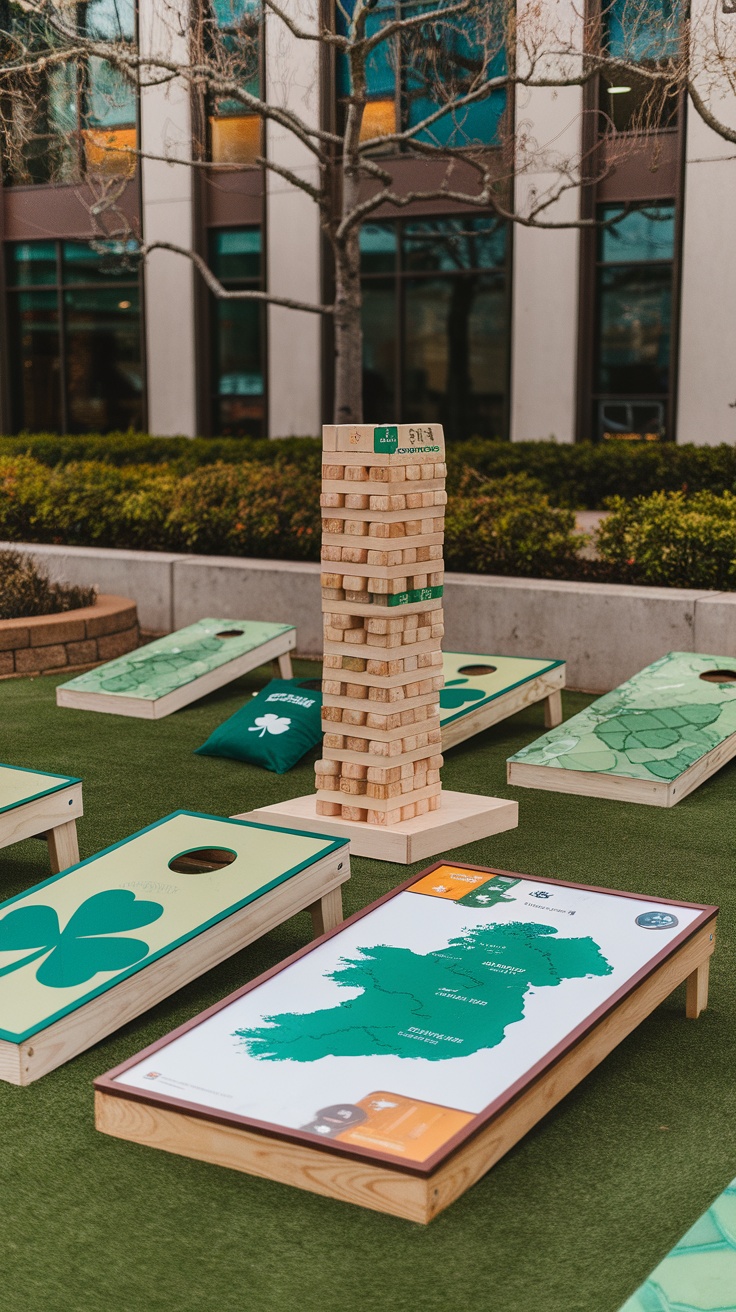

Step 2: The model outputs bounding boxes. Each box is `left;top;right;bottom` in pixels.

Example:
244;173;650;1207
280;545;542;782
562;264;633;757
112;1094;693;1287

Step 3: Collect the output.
686;958;710;1018
309;886;343;937
544;690;563;728
46;820;80;874
277;653;294;679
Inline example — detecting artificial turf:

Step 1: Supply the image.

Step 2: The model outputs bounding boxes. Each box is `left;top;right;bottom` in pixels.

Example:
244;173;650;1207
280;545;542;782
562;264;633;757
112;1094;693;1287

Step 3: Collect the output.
0;663;734;1312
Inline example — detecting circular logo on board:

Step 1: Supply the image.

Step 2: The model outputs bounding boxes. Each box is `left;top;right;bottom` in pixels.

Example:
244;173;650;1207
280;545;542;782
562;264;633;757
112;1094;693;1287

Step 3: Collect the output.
635;911;679;930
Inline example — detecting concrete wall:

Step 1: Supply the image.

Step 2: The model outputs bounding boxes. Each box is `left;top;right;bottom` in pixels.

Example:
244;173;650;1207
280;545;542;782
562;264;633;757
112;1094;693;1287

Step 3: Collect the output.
265;0;323;438
10;542;736;692
139;0;198;437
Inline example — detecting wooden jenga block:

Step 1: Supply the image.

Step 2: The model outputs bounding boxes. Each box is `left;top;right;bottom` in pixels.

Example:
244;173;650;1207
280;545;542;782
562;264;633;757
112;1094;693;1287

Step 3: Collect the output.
322;464;344;480
316;800;342;816
345;465;368;481
342;655;367;671
345;494;369;510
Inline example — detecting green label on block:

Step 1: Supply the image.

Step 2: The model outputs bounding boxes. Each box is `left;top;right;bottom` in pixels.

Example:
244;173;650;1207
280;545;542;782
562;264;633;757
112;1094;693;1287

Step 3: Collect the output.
386;585;444;607
373;426;398;453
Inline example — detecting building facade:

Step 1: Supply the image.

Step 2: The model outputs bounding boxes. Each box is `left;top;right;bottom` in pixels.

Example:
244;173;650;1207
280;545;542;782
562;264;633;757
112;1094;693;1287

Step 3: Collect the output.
0;0;734;445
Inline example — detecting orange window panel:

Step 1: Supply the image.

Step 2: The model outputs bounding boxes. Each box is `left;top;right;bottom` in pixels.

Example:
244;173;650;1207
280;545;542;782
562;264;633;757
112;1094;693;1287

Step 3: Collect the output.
360;98;396;141
210;115;262;165
83;127;137;177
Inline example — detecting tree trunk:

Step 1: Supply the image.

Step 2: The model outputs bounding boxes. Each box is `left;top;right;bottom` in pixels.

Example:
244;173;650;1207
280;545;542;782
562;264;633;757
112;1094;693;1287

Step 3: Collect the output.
333;231;364;425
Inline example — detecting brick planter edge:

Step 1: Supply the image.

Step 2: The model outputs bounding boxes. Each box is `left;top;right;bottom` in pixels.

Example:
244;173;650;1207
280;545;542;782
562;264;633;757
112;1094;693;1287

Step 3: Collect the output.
0;594;139;678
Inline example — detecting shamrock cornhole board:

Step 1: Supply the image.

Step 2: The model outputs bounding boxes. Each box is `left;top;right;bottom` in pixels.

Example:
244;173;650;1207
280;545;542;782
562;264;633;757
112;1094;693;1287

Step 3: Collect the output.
94;860;716;1223
0;763;82;874
0;811;349;1084
508;651;736;806
56;618;297;719
620;1176;736;1310
440;653;565;751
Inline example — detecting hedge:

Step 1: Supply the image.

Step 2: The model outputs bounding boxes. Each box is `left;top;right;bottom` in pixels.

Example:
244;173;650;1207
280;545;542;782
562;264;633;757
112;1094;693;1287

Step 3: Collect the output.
0;548;96;620
5;432;736;509
596;490;736;590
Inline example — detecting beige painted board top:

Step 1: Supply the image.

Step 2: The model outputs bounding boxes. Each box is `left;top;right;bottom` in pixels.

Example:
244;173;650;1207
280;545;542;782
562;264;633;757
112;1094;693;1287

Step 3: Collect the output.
0;763;80;815
323;424;445;458
0;811;347;1043
440;654;564;728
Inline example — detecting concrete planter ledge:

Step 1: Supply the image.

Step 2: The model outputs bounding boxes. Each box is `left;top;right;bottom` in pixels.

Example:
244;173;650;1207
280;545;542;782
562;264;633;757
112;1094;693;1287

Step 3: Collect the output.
4;542;736;692
0;593;139;678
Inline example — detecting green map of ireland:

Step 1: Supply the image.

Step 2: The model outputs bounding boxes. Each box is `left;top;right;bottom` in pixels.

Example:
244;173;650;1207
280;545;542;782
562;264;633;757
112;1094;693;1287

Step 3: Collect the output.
235;921;613;1063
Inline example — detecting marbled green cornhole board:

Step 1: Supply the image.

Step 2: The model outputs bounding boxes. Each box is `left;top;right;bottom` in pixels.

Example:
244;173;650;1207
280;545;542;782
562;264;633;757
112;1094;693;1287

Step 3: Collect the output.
507;652;736;807
0;810;349;1084
440;653;565;750
56;618;297;719
620;1177;736;1311
0;763;82;874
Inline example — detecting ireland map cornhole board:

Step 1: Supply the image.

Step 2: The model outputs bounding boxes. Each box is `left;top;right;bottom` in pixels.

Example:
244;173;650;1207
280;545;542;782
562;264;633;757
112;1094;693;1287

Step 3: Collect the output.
0;763;82;873
56;619;296;719
0;811;349;1084
508;651;736;806
620;1176;736;1310
440;653;565;751
94;861;716;1223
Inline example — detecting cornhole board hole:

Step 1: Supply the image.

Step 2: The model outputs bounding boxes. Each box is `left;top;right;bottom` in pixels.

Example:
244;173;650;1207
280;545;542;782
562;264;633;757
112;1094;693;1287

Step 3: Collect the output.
508;651;736;806
56;619;296;719
440;653;566;751
620;1176;736;1311
0;811;349;1085
0;764;82;873
236;791;518;864
94;860;716;1224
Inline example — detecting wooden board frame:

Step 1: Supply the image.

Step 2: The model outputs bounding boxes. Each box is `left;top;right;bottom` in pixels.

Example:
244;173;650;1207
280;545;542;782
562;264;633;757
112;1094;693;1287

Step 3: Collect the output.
95;863;717;1222
0;763;82;873
440;654;566;751
56;622;296;719
0;814;349;1084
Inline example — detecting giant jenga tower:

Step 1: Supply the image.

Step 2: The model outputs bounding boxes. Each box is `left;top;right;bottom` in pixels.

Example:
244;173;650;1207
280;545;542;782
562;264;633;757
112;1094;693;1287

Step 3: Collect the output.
239;422;518;862
314;422;446;826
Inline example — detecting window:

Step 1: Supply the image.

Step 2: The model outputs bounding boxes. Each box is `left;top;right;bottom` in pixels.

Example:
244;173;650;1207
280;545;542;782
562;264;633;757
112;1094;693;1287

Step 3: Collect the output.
1;0;137;186
599;0;681;133
592;203;675;440
337;1;507;149
207;0;262;166
6;240;143;433
209;228;265;437
361;216;509;439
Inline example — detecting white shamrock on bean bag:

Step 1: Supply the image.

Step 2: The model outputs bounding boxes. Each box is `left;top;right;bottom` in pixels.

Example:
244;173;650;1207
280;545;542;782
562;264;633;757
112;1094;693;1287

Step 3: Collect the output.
249;713;292;738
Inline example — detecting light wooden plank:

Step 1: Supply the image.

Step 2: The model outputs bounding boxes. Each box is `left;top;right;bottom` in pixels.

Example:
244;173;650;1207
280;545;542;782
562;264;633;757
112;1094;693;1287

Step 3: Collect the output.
0;783;83;851
442;669;566;752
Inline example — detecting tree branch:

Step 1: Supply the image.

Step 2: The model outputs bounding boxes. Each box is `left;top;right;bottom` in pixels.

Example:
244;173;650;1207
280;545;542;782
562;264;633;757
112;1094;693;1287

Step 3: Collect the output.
142;241;335;314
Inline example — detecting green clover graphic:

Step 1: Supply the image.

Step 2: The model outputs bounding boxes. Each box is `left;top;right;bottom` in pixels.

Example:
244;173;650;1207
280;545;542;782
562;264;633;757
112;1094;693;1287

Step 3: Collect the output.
0;890;164;989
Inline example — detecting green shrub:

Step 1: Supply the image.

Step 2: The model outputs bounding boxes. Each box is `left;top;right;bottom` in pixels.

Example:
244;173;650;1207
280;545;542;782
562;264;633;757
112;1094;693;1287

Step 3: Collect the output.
0;432;323;475
596;490;736;589
444;472;581;578
0;549;96;619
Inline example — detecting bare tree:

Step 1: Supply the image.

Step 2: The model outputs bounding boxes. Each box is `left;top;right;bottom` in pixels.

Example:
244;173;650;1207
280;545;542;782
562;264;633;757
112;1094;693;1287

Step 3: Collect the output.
0;0;706;424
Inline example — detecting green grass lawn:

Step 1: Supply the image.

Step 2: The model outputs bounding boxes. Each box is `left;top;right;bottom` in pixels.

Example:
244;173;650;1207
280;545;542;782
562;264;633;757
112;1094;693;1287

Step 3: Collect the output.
1;664;734;1312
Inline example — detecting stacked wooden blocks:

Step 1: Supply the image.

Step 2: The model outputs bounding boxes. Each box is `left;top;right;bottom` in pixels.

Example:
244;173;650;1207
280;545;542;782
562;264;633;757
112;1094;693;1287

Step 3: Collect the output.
314;423;447;827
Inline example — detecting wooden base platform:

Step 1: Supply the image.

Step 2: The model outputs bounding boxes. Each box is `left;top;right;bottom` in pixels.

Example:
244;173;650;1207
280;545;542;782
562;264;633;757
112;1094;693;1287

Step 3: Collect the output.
0;765;82;873
236;790;518;863
94;875;716;1224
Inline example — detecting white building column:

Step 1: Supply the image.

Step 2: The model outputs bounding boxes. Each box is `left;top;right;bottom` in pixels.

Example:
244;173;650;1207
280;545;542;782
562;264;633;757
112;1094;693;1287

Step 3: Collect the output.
265;0;322;438
677;7;736;444
510;0;583;443
139;0;198;437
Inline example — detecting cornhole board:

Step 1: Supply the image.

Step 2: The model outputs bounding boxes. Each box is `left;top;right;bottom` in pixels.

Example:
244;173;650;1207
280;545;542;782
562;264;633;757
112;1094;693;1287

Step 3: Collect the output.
0;811;349;1085
0;763;82;873
440;653;565;751
620;1176;736;1311
56;618;296;719
94;860;716;1224
508;651;736;806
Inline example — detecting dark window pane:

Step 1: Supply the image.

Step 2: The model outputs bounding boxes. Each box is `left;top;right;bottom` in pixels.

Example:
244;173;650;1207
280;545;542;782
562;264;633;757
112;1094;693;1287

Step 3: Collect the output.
599;70;678;132
596;265;671;395
213;299;264;437
403;4;506;147
404;217;506;271
404;273;506;438
362;280;397;419
62;239;140;282
210;228;261;282
604;0;681;61
9;291;62;431
8;242;57;287
86;56;136;129
599;204;675;263
360;223;397;275
336;1;396;99
86;0;135;41
64;287;143;431
597;399;666;441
